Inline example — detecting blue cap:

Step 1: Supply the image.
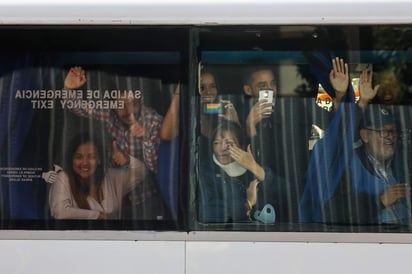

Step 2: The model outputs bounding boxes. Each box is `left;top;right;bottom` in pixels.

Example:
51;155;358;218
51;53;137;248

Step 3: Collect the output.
360;105;396;129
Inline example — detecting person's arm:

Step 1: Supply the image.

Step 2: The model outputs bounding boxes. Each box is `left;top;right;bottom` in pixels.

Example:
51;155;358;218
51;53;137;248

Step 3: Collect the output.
125;107;163;172
245;100;273;138
49;172;101;220
141;109;163;172
118;156;148;196
160;84;180;141
253;166;282;208
245;165;286;220
322;174;385;225
300;102;358;222
245;179;260;217
107;154;148;199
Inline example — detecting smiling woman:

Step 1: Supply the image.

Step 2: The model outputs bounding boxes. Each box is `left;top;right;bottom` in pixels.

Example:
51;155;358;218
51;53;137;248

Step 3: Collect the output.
49;132;147;219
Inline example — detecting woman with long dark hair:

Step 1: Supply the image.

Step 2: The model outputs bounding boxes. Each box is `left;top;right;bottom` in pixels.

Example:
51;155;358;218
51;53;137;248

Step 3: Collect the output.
49;132;147;219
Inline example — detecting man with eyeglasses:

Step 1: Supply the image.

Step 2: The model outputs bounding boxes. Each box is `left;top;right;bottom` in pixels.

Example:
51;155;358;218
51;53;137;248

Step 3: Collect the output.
322;105;411;225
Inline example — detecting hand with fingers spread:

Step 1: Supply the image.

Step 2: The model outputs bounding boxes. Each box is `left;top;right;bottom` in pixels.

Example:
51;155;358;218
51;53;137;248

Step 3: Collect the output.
229;144;265;181
64;66;87;90
229;144;255;170
112;141;129;166
245;99;274;137
329;57;349;110
380;183;410;207
129;114;146;138
359;69;380;107
219;99;240;125
329;57;349;98
330;57;349;95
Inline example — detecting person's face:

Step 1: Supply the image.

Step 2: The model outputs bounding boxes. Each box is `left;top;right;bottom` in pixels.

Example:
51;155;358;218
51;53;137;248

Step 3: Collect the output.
213;130;240;165
360;123;397;164
376;73;402;105
115;98;142;126
243;69;277;98
72;142;100;180
200;73;218;103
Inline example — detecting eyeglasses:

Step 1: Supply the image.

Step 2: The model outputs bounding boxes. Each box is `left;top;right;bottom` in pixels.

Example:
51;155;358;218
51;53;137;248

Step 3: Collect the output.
366;128;398;138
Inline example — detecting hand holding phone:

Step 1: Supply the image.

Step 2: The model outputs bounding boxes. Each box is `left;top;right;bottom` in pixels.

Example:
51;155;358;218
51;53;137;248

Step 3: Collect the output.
259;89;274;116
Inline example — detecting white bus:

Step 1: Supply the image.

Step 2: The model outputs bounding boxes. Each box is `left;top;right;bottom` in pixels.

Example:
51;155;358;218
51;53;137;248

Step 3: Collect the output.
0;1;411;273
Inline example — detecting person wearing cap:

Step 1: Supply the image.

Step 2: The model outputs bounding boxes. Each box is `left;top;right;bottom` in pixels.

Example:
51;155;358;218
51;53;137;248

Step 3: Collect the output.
321;105;411;224
300;62;411;224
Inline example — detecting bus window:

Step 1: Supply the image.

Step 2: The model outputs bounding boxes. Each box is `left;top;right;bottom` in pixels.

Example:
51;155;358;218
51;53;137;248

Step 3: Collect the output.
0;26;188;230
191;25;412;233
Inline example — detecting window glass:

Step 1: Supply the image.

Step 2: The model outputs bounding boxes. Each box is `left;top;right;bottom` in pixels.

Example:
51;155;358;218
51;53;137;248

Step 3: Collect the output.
0;27;187;230
193;25;412;232
1;25;412;234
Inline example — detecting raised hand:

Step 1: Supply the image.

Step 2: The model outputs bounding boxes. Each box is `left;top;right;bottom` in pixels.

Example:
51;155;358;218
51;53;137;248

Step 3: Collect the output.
329;57;349;97
359;69;379;107
219;100;240;125
112;141;129;166
229;144;256;170
229;144;265;181
129;114;146;138
64;66;87;90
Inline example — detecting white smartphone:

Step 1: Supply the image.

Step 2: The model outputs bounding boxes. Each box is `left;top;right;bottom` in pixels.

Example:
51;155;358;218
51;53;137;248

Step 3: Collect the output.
259;89;274;115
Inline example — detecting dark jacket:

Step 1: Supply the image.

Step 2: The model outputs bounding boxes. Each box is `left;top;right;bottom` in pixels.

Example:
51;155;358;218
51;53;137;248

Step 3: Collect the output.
197;158;282;223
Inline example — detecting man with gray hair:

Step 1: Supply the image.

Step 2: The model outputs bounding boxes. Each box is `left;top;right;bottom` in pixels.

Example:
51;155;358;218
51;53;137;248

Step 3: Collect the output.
322;105;411;224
